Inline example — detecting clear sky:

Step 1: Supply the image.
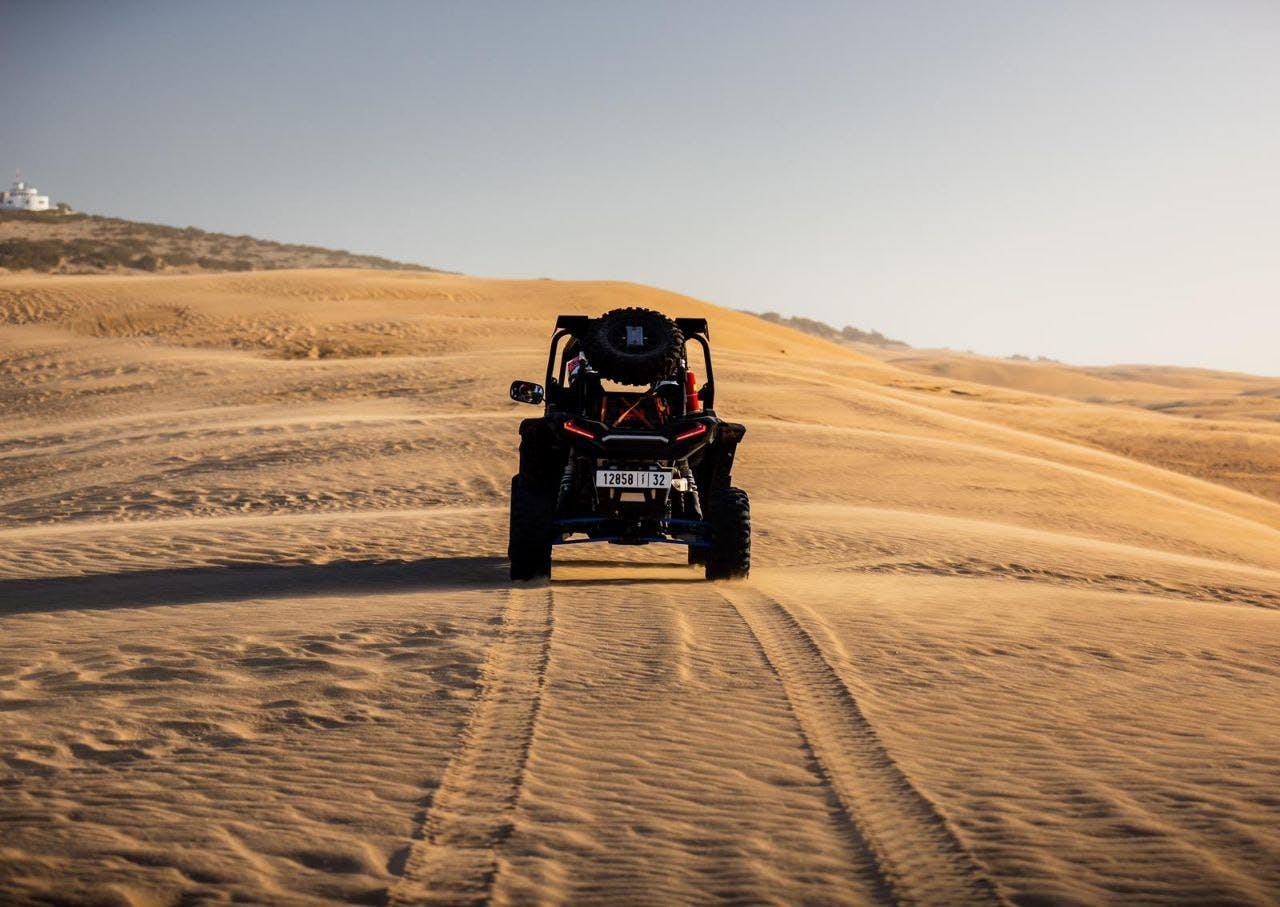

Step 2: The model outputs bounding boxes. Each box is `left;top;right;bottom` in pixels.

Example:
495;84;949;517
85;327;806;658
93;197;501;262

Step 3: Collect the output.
3;1;1277;374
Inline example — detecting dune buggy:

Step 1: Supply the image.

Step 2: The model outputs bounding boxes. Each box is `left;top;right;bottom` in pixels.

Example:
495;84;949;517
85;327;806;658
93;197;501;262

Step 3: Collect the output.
507;307;750;581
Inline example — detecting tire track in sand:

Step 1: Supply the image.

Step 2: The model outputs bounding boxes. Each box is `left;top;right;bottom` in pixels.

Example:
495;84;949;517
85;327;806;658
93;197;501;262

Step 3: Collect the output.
718;584;1008;907
491;580;892;905
388;586;553;907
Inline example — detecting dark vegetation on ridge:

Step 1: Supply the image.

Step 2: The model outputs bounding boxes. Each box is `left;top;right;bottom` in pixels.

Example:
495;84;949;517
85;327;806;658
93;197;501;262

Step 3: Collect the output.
748;310;910;349
0;209;440;274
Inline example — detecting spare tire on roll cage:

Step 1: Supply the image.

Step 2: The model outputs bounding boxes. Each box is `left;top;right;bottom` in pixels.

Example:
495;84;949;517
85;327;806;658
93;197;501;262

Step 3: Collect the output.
580;307;684;386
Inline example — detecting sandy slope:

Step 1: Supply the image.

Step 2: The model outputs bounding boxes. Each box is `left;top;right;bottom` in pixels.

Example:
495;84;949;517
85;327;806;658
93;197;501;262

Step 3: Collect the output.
855;346;1280;502
858;345;1280;418
1;270;1278;905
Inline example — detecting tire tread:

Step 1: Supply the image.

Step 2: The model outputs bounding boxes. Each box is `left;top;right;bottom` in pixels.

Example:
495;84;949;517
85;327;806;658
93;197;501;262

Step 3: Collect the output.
704;486;750;580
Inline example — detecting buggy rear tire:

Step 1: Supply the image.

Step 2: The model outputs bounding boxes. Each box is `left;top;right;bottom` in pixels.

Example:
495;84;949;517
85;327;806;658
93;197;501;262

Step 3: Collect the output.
688;546;707;567
580;307;684;386
509;474;554;581
704;487;750;580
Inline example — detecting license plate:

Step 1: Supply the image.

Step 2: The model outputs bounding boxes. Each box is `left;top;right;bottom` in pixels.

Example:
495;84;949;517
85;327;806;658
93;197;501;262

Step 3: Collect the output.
595;469;671;489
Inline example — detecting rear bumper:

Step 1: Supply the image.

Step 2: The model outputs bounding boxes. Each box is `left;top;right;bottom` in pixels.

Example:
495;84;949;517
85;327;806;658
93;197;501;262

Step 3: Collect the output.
552;516;708;547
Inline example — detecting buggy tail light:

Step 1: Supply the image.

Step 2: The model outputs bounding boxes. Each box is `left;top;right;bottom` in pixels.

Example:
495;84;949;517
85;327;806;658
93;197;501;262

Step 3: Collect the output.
563;419;597;440
673;423;708;443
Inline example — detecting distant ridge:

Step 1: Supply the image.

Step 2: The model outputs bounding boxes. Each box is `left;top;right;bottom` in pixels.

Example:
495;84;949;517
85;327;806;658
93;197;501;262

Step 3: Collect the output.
0;209;442;274
746;310;910;350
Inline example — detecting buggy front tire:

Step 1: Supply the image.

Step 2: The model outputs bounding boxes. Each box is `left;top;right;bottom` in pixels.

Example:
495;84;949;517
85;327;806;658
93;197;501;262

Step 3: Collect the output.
509;474;554;581
704;487;750;580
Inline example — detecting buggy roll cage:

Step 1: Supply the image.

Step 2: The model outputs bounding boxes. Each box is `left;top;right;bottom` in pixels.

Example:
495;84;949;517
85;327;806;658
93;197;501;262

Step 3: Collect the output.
543;315;715;410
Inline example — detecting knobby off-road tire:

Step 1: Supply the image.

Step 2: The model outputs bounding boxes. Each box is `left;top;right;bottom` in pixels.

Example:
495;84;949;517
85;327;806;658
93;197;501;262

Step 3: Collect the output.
688;546;707;567
509;474;554;581
704;487;750;580
580;307;684;386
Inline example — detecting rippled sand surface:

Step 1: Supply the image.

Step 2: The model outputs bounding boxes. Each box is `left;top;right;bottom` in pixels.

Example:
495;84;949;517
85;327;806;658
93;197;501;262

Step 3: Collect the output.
2;270;1278;905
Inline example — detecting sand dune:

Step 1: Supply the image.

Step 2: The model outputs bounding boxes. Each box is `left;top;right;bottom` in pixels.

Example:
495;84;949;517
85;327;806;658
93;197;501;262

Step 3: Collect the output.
1;270;1278;905
859;345;1280;416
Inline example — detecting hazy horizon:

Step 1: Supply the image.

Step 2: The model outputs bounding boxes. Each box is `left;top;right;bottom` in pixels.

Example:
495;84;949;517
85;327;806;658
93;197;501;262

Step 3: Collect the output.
3;1;1278;375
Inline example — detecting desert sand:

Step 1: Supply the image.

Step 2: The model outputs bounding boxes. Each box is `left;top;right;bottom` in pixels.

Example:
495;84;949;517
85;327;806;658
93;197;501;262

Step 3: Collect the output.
1;270;1278;906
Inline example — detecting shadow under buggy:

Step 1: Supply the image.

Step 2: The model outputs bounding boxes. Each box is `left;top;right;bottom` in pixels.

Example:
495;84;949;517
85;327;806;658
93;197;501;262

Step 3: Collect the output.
508;307;750;581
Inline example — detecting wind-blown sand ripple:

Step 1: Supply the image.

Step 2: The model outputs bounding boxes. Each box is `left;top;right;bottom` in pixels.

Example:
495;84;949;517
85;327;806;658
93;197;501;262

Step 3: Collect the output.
1;270;1278;904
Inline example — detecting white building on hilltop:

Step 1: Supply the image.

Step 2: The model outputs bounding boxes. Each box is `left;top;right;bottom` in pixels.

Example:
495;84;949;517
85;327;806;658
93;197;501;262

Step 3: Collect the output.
1;172;51;211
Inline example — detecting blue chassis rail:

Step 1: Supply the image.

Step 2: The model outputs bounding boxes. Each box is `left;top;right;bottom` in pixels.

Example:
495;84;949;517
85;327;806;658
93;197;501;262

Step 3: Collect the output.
553;516;710;548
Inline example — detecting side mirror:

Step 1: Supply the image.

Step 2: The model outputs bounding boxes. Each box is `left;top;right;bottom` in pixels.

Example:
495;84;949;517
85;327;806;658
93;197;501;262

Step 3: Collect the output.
510;380;545;405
